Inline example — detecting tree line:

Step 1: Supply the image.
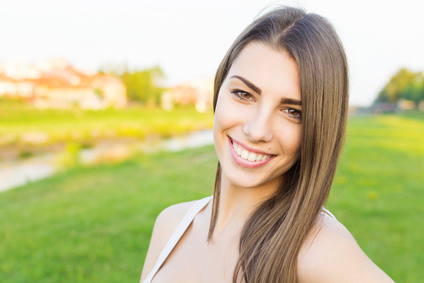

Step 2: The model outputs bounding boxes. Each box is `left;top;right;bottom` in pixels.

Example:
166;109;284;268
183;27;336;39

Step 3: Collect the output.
375;68;424;106
100;65;165;106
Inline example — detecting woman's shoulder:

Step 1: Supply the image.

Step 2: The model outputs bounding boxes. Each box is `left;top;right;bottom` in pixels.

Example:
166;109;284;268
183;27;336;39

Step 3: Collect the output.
140;198;205;281
147;198;202;249
298;212;394;283
156;200;200;228
156;196;212;229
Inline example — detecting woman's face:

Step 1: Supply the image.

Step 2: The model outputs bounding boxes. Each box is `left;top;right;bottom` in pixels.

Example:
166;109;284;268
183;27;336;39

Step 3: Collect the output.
213;41;302;191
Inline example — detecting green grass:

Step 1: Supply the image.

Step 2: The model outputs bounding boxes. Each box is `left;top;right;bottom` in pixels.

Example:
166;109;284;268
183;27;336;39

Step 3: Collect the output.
328;112;424;282
0;147;217;282
0;99;214;147
1;113;423;282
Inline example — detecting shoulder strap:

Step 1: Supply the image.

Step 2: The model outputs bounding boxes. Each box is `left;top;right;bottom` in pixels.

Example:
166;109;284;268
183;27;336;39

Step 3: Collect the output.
142;196;212;283
321;207;337;220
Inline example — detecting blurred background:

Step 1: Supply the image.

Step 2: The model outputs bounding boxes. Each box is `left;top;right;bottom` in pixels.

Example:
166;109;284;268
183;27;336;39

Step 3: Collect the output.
0;0;423;282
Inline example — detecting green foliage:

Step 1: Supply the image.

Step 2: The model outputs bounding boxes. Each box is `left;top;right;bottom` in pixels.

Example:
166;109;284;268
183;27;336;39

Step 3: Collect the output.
376;68;424;104
120;66;165;104
100;64;166;105
403;80;424;103
1;114;423;282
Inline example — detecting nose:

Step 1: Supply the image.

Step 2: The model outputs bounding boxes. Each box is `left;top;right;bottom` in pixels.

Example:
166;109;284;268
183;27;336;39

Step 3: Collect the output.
242;106;273;143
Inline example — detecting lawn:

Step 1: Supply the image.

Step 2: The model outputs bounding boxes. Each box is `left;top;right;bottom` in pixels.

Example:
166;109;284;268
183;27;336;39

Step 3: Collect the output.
0;99;214;148
0;113;423;282
328;112;424;281
0;147;217;282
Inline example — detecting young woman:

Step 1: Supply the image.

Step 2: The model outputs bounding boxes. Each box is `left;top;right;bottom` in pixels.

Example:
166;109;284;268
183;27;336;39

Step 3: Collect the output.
141;7;394;282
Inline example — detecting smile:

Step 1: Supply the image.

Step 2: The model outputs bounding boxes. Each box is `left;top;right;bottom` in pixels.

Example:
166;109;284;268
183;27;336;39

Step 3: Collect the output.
228;137;275;167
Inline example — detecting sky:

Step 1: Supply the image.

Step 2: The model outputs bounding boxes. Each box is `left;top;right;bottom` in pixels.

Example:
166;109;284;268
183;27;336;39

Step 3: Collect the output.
1;0;423;106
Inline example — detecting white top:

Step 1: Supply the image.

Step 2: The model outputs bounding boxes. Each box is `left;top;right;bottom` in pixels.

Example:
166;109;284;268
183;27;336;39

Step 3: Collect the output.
141;196;335;283
141;196;212;283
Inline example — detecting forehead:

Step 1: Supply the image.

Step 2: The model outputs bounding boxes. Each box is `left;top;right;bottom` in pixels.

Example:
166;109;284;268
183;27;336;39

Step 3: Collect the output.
227;42;301;100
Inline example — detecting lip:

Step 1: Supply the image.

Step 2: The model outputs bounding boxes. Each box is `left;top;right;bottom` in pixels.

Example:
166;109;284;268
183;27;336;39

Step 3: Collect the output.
228;136;275;168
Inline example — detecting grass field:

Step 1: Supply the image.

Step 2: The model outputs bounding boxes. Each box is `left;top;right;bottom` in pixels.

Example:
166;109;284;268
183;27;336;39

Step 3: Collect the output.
328;112;424;281
0;99;214;149
0;113;423;282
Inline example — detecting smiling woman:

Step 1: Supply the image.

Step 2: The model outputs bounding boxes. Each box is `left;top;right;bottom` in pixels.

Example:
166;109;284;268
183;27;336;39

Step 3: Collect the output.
140;6;394;283
213;43;302;189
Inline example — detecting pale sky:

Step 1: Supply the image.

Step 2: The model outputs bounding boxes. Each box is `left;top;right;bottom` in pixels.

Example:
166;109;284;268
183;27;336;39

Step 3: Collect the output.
1;0;423;106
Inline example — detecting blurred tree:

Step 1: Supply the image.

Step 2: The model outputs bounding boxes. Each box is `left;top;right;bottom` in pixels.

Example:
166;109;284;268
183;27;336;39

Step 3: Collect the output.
120;66;165;105
405;74;424;105
100;64;166;106
403;84;419;103
375;68;418;103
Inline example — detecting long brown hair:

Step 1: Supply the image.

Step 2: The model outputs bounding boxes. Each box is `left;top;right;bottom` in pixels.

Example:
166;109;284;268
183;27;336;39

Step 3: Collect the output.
209;7;349;282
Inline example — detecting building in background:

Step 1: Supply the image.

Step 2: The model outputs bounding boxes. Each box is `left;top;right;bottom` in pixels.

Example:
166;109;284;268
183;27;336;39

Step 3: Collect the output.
0;58;126;109
161;78;213;112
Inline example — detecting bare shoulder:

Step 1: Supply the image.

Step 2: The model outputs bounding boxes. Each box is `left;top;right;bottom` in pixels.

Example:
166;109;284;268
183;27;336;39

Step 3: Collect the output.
140;199;199;281
298;212;394;283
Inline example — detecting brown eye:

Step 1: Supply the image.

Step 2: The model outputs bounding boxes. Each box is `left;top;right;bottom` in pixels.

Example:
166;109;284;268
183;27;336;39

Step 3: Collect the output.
283;108;302;120
231;89;254;102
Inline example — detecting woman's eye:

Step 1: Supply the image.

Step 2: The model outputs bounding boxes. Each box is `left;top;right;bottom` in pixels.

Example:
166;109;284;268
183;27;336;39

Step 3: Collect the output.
231;89;254;102
283;108;302;120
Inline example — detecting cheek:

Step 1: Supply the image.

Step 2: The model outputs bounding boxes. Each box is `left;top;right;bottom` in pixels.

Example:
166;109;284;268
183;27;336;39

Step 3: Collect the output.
292;129;302;156
213;96;225;132
213;93;237;130
276;123;302;155
213;94;228;142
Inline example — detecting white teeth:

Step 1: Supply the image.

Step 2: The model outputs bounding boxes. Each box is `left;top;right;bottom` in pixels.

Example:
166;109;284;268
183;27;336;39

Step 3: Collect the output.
232;140;271;162
248;153;256;161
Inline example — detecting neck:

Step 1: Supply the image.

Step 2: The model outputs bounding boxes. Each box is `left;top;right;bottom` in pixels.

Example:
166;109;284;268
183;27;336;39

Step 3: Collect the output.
212;175;281;235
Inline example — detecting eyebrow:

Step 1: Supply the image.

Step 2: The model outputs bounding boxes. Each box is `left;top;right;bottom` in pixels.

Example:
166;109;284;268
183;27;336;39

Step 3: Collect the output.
280;98;302;106
231;75;262;95
231;75;302;106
